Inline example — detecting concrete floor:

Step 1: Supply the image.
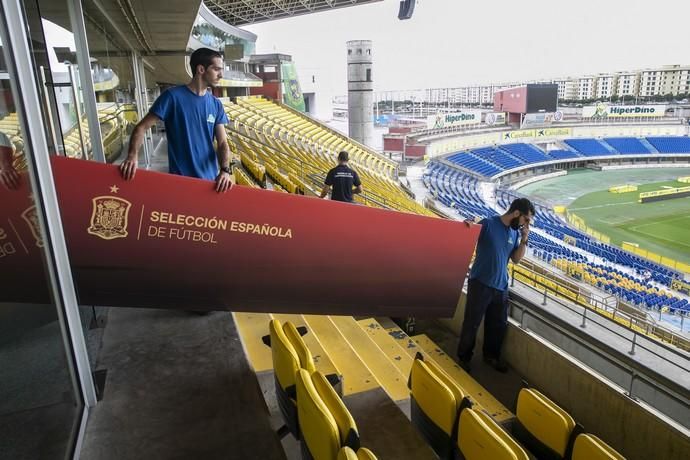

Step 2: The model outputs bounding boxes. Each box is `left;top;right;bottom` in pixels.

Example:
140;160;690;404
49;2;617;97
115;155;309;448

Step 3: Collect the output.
79;308;284;460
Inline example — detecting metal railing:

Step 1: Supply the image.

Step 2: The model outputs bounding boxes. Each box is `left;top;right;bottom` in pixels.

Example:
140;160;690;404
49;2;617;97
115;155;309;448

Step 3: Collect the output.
510;294;690;429
510;262;690;352
509;261;690;428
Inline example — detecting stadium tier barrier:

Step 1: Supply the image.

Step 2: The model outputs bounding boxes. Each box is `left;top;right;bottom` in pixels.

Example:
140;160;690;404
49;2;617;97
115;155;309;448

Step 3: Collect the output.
621;242;690;276
679;176;690;184
566;212;612;244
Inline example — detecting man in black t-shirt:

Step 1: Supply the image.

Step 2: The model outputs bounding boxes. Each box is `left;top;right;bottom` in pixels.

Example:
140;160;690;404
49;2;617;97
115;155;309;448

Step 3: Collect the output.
320;151;363;203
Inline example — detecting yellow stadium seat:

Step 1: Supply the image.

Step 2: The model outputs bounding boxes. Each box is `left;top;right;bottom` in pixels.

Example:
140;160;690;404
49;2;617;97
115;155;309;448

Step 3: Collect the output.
572;433;625;460
457;408;529;460
268;319;302;438
296;369;361;460
311;371;359;450
296;368;341;460
513;388;581;460
283;321;316;374
409;353;469;459
337;446;358;460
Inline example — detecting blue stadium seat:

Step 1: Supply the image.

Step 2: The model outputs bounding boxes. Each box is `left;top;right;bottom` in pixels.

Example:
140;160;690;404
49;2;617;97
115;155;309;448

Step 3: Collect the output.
603;137;652;155
563;138;615;156
546;150;581;160
500;143;552;163
645;136;690;153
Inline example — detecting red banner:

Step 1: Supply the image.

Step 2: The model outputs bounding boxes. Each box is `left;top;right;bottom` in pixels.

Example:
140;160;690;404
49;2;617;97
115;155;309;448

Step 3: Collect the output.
0;157;479;317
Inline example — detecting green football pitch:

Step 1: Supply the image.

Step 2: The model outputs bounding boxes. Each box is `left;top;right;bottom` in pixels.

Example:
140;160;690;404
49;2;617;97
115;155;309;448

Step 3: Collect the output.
517;168;690;265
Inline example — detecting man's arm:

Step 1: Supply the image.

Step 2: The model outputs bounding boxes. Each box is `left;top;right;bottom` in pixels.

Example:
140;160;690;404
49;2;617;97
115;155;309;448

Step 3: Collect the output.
214;124;233;193
0;145;19;190
510;223;530;264
120;112;159;180
319;185;331;198
353;171;362;194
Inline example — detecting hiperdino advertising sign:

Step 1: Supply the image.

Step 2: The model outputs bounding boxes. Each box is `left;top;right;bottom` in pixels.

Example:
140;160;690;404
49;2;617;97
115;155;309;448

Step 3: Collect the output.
427;110;482;129
582;103;666;118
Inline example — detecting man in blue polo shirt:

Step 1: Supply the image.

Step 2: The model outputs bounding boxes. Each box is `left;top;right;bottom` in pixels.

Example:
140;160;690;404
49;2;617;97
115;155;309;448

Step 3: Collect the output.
319;151;363;202
120;48;233;192
457;198;534;373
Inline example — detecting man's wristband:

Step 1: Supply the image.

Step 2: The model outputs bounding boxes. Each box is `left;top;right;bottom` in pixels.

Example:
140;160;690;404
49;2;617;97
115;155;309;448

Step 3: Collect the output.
220;166;232;175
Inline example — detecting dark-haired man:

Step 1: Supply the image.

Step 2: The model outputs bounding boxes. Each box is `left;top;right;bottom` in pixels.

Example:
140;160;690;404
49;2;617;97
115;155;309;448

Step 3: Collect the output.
120;47;233;192
457;198;534;373
319;151;362;203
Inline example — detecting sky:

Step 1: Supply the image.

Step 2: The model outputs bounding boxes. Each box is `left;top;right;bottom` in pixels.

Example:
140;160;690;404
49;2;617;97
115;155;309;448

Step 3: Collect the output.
244;0;690;96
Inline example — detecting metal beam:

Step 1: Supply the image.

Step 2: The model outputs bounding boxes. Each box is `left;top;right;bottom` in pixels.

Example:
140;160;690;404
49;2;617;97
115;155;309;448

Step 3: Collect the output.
0;0;97;410
67;0;106;163
91;0;138;52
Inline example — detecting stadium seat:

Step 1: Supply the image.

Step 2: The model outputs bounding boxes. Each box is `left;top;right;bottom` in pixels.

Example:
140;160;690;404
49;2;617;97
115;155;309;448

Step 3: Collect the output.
283;321;317;373
571;433;625;460
456;408;529;460
296;369;361;460
512;388;582;460
408;353;471;459
268;319;303;438
645;136;690;154
563;138;614;156
337;446;378;460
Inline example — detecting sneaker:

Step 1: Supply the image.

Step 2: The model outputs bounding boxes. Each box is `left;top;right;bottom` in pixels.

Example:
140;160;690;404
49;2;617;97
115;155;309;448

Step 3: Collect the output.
483;356;509;373
458;358;472;373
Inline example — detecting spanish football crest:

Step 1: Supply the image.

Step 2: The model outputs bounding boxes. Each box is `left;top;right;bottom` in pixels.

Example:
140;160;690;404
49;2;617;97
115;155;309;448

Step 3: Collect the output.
21;206;44;248
87;196;131;240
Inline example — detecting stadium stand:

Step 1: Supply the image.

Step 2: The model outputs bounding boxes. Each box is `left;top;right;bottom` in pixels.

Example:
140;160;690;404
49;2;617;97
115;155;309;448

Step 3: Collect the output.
471;146;525;170
645;136;690;153
603;137;653;155
423;162;689;324
437;136;690;178
563;138;616;156
446;151;503;177
546;149;582;160
501;142;552;163
223;96;433;216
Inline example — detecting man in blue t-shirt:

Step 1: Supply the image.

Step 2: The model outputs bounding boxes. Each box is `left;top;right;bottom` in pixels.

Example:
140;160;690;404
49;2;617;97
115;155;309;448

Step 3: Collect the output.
319;151;363;202
120;48;233;193
457;198;534;373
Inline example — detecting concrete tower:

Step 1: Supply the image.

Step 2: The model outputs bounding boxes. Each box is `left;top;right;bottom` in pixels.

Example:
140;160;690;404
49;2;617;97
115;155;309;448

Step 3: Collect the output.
346;40;373;147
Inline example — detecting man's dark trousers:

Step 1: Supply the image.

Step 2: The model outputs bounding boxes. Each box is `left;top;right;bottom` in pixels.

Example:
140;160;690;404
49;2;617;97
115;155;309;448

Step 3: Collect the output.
457;278;509;362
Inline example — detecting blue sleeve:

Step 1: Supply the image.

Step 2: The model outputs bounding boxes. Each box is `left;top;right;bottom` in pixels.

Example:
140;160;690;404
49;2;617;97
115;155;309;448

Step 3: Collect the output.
325;169;334;186
353;170;361;187
149;90;172;122
216;99;228;125
511;229;520;255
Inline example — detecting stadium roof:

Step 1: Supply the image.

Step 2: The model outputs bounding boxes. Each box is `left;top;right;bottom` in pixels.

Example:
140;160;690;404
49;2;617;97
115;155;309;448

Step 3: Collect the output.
204;0;383;26
38;0;381;86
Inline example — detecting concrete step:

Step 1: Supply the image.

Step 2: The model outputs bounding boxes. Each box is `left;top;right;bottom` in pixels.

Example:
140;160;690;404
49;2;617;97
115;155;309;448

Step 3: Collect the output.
330;316;409;402
302;315;379;396
384;324;427;359
233;312;273;373
357;318;414;378
412;334;514;424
